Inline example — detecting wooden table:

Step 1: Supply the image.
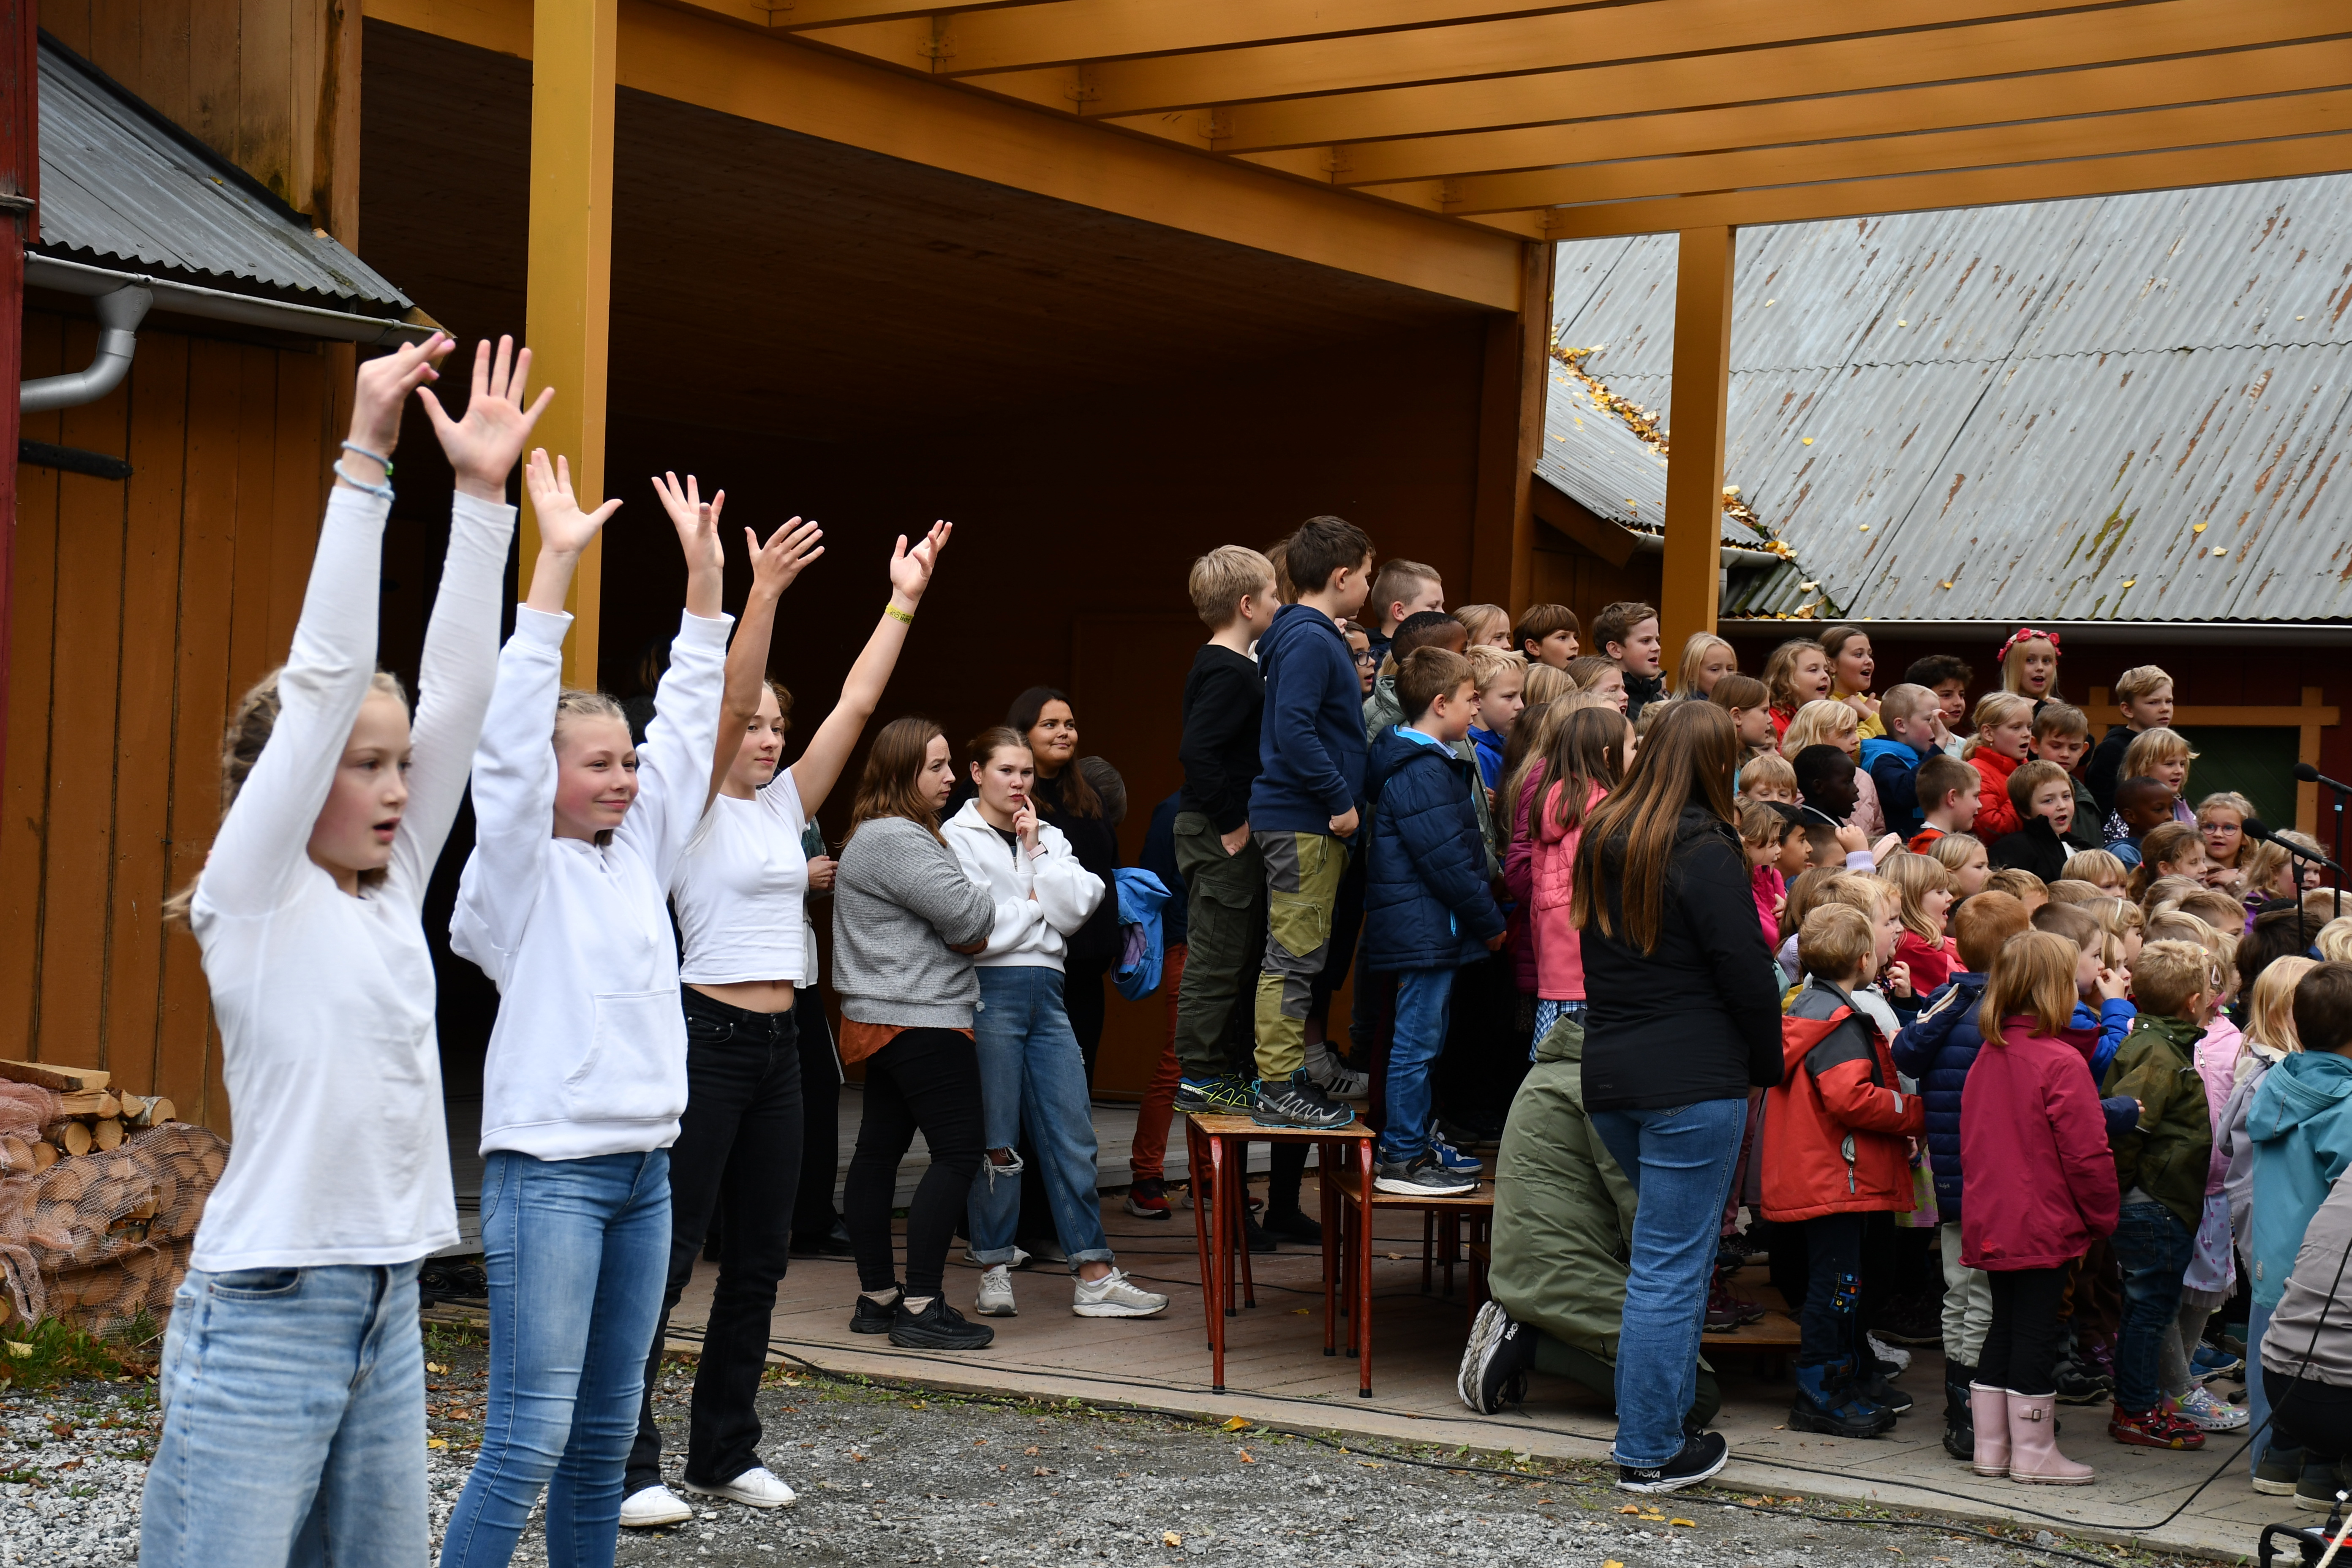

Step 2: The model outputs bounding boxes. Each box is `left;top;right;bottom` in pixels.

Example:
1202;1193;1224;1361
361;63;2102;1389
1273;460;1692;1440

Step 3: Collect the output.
1181;1111;1375;1397
1323;1163;1495;1391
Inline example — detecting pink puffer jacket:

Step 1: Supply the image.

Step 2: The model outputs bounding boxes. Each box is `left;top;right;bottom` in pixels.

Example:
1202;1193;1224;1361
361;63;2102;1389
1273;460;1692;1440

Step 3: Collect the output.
1501;769;1544;991
1532;778;1607;1001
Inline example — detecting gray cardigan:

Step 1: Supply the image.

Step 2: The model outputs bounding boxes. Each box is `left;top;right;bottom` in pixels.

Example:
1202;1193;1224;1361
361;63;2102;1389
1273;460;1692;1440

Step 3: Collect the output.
2261;1162;2352;1389
831;816;996;1029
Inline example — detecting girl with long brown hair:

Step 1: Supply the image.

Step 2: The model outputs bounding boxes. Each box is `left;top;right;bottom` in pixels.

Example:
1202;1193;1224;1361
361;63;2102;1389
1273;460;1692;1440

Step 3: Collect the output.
1569;700;1785;1492
1529;705;1634;1054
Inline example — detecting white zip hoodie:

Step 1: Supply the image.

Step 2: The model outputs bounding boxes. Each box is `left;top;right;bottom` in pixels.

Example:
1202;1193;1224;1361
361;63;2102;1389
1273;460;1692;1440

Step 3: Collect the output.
450;604;730;1160
942;798;1105;969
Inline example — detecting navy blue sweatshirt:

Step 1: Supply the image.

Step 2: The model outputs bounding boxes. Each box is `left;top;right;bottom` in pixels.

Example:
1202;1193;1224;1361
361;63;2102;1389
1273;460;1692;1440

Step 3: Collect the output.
1249;604;1369;835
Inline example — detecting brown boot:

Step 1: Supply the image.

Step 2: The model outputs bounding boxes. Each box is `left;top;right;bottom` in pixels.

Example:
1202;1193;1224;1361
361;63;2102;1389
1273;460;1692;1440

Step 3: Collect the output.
1968;1385;2011;1477
2008;1390;2095;1485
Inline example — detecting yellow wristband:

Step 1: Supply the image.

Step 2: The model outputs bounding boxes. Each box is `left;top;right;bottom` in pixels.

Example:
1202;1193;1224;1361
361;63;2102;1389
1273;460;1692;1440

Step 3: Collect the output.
883;602;915;625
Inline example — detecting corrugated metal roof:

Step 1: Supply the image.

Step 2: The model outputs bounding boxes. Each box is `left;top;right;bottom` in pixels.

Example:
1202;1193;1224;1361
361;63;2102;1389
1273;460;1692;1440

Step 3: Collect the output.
1548;175;2352;625
33;35;411;313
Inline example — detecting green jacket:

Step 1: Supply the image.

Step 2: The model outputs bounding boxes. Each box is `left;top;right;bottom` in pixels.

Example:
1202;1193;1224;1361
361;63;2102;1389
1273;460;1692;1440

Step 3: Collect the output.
2099;1011;2213;1228
1489;1015;1640;1359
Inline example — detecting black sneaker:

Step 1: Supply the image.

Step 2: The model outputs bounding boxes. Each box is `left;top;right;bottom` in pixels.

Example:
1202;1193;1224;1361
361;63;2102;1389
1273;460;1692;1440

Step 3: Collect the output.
2297;1457;2348;1513
2256;1443;2308;1496
1459;1300;1538;1415
889;1295;995;1350
850;1287;900;1334
1174;1075;1255;1116
1263;1206;1323;1245
1251;1071;1354;1130
2052;1361;2113;1405
1617;1430;1730;1493
1374;1153;1478;1196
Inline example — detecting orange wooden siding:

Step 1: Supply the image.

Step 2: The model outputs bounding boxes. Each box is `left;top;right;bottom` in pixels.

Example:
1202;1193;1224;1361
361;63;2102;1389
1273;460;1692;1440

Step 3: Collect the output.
3;309;333;1132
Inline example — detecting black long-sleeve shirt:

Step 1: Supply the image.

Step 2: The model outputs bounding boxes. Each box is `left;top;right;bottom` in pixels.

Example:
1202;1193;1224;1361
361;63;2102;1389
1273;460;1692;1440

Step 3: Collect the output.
1177;644;1264;833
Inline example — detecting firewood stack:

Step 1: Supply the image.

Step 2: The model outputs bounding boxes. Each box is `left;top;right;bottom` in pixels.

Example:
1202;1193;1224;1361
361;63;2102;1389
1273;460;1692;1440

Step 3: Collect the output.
0;1060;226;1337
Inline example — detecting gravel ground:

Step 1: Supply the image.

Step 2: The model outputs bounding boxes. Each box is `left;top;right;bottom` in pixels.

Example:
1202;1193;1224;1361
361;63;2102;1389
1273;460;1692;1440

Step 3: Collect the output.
0;1323;2234;1568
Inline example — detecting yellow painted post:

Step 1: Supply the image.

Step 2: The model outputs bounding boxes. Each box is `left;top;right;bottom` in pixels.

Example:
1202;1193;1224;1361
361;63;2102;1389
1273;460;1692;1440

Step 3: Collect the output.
524;0;618;687
1661;225;1735;655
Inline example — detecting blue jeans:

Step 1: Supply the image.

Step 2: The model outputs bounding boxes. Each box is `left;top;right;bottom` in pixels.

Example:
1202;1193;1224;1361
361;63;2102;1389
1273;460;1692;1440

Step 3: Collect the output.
1590;1097;1748;1467
1379;967;1457;1165
2111;1200;2193;1414
966;966;1113;1268
2251;1297;2278;1474
142;1262;425;1568
440;1150;672;1568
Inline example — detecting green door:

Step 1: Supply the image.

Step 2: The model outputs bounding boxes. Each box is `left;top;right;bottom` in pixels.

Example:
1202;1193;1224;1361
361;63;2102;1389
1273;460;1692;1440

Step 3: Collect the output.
2175;726;2298;830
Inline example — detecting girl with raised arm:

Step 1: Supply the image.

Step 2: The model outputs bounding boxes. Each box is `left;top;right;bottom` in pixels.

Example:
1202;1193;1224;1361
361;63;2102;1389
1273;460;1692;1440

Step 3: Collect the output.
619;504;950;1526
141;333;545;1566
437;451;732;1568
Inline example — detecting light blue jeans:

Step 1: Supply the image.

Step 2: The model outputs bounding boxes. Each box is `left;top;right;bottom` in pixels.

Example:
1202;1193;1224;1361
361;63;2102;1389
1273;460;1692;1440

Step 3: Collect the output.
142;1260;425;1568
439;1149;671;1568
1590;1097;1749;1468
967;965;1114;1268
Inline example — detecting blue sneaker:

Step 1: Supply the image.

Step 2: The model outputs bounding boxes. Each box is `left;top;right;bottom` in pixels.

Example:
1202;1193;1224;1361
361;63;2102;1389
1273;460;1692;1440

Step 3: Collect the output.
2191;1343;2244;1380
1429;1136;1483;1175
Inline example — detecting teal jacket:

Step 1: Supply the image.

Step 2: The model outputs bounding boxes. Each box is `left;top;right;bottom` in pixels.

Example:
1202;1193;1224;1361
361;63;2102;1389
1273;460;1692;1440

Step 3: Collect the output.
2248;1051;2352;1309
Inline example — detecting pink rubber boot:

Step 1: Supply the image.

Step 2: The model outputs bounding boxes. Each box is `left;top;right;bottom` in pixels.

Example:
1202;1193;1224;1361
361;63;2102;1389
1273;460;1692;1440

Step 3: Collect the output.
2008;1390;2095;1484
1969;1385;2011;1477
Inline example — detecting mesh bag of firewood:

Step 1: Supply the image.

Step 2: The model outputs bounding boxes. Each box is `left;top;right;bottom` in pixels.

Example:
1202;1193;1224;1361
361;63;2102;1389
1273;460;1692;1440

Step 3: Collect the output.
0;1122;227;1334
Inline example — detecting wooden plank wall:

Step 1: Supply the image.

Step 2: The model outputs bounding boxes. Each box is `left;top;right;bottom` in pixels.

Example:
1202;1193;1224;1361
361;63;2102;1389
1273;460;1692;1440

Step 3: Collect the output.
4;310;330;1132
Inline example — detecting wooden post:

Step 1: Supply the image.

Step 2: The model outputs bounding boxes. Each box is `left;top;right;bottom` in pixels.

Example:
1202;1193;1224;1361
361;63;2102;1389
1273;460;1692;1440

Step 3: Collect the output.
0;0;34;800
525;0;618;687
1469;240;1554;616
1660;226;1736;655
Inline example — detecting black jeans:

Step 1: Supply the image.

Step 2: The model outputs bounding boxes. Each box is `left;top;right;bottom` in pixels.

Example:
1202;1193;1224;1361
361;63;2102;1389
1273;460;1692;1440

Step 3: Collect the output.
845;1027;985;1300
627;990;803;1494
2267;1368;2352;1462
792;1005;844;1244
1980;1266;2070;1396
1797;1212;1865;1369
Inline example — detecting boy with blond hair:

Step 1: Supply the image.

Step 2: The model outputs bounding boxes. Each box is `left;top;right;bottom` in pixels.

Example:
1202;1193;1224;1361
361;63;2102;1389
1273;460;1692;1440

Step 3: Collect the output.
2090;666;2174;820
2031;701;2103;851
1465;646;1527;792
1862;683;1942;837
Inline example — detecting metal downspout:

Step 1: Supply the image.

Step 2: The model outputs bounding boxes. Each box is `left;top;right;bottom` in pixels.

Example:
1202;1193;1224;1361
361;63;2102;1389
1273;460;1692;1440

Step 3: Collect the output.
19;280;147;411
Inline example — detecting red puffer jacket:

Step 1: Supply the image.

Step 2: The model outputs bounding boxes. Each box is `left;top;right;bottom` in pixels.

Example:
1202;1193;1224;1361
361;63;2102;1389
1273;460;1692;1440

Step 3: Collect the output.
1762;981;1926;1222
1969;748;2024;841
1959;1017;2120;1270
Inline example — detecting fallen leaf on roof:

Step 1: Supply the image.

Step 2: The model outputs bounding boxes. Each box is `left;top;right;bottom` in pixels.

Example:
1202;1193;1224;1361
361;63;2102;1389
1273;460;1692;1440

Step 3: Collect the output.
2212;546;2227;556
1802;437;1814;445
1940;581;1953;589
2193;522;2207;533
2121;578;2137;588
1897;319;1908;327
1859;524;1870;531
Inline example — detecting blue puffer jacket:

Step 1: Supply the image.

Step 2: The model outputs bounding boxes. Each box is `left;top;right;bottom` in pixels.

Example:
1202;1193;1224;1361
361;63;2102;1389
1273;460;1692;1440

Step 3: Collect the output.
1892;970;1989;1224
1860;735;1930;838
1361;726;1505;972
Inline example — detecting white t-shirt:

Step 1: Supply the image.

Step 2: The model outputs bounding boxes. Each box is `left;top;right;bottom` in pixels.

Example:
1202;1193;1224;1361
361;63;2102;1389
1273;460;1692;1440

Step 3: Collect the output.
673;769;811;985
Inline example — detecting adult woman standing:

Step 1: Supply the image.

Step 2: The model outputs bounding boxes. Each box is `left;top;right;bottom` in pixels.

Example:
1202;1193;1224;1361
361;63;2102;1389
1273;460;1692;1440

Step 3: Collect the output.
834;718;999;1350
1007;687;1122;1085
1572;701;1785;1493
619;511;951;1526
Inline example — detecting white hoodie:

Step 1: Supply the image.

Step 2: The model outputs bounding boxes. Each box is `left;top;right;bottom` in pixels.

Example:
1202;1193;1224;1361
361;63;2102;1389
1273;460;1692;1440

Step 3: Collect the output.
942;798;1105;969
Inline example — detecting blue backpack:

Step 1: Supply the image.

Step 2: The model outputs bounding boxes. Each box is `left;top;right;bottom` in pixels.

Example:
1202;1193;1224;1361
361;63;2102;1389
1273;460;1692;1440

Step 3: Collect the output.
1111;868;1172;1001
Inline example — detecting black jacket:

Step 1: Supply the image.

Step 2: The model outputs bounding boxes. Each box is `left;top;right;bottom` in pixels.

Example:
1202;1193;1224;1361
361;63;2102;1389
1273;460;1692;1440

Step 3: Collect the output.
1990;815;2072;882
1577;801;1786;1111
1176;645;1263;833
1623;670;1667;723
1032;768;1122;975
2086;724;2136;821
1361;728;1505;972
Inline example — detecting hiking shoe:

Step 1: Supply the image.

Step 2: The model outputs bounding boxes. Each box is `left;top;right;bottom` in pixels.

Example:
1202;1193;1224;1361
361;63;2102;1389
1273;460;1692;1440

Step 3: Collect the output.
2053;1363;2113;1405
680;1465;797;1509
2191;1343;2244;1380
1873;1290;1945;1347
1124;1178;1172;1221
1244;1209;1280;1253
975;1265;1017;1318
1429;1135;1484;1175
1617;1430;1730;1493
1374;1153;1477;1196
1704;1273;1741;1333
1174;1075;1255;1116
850;1287;900;1335
1073;1268;1168;1318
2169;1385;2248;1431
889;1296;994;1350
1867;1333;1913;1375
2108;1402;2205;1450
1857;1359;1913;1416
1302;1039;1371;1100
2256;1443;2309;1496
1789;1362;1895;1439
1263;1206;1323;1245
1459;1300;1537;1415
619;1483;694;1527
2298;1458;2348;1512
1252;1072;1354;1130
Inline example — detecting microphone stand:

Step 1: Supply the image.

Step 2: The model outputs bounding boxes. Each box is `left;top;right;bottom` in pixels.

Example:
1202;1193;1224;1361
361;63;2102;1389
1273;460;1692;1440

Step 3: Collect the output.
2297;765;2351;923
2270;837;2351;951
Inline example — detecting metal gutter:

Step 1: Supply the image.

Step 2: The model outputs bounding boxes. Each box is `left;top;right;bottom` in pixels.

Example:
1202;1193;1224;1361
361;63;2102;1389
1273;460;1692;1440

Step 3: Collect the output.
25;252;440;345
1621;531;1786;570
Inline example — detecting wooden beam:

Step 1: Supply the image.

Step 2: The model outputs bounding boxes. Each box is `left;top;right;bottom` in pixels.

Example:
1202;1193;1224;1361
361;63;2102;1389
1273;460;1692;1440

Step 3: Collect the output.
1659;226;1732;659
1318;40;2352;187
770;0;1047;28
1511;241;1550;615
525;0;617;686
1537;128;2352;237
1530;479;1638;570
1106;0;2345;152
1432;88;2352;214
1468;241;1552;611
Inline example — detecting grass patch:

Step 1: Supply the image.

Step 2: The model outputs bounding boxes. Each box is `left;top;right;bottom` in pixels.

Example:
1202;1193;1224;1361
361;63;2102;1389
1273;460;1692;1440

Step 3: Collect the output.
0;1315;160;1391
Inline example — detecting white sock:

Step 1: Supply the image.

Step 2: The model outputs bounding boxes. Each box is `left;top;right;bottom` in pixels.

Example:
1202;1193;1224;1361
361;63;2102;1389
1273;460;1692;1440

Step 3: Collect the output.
901;1295;935;1314
860;1287;900;1306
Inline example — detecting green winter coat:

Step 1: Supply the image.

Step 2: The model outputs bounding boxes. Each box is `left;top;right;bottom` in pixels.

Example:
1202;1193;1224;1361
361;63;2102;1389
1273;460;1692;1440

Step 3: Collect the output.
2099;1011;2213;1229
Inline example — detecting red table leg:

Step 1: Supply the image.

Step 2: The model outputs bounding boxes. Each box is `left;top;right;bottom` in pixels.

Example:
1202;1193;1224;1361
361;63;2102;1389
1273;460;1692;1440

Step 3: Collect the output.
1356;1135;1374;1397
1186;1118;1213;1350
1320;1138;1338;1358
1205;1132;1230;1392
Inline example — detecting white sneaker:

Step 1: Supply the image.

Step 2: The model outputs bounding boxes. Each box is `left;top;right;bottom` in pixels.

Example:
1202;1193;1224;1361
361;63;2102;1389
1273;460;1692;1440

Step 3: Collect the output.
976;1264;1018;1317
2171;1385;2249;1431
1866;1333;1912;1375
1302;1039;1370;1100
679;1465;798;1508
1073;1268;1169;1318
618;1484;694;1527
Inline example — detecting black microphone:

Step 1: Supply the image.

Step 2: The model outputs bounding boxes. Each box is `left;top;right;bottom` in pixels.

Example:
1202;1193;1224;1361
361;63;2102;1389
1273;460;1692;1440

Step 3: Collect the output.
2248;818;2351;877
2295;762;2352;795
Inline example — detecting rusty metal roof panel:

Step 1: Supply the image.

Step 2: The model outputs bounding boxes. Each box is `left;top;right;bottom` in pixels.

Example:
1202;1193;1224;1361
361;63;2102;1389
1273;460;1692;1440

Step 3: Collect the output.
33;35;411;311
1536;361;1758;548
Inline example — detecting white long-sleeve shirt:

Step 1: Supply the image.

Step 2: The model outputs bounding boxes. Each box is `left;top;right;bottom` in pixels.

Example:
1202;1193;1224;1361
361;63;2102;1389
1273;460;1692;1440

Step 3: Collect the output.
189;487;514;1271
451;605;730;1160
941;798;1105;969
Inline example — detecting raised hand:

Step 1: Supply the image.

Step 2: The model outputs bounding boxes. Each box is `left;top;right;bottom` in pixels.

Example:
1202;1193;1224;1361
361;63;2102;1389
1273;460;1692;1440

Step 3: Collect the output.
1833;820;1867;855
525;449;621;559
343;332;452;479
651;472;726;587
748;517;825;600
887;520;954;607
422;336;554;501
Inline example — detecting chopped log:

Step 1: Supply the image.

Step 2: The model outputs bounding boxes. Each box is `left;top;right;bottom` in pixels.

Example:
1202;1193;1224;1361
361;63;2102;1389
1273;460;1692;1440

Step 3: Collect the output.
139;1097;178;1127
93;1092;118;1120
115;1093;145;1121
48;1120;90;1157
54;1091;114;1116
0;1136;27;1171
0;1059;107;1093
39;1159;90;1203
28;1141;56;1172
90;1118;123;1152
